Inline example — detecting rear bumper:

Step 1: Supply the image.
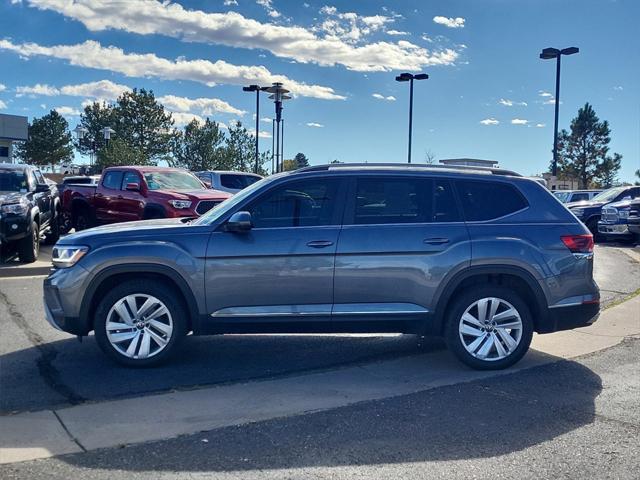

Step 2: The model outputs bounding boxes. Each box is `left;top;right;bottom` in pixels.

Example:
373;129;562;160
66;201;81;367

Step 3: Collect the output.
541;302;600;333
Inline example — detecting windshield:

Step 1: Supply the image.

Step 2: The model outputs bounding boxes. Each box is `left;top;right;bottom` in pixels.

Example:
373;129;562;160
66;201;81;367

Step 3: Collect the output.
591;187;626;203
144;171;204;191
193;174;279;225
0;171;28;192
554;191;570;203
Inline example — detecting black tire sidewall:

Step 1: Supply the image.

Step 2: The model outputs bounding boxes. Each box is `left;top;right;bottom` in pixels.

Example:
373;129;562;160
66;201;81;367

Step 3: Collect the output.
445;286;533;370
18;221;39;263
94;280;188;367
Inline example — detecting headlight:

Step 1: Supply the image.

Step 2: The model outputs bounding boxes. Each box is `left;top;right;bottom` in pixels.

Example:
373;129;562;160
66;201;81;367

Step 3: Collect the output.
169;200;192;209
571;208;584;218
52;246;89;268
1;199;29;215
618;209;630;219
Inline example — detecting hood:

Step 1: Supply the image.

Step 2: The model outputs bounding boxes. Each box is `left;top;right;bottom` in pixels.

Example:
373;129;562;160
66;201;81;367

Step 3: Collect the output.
0;191;26;205
58;217;190;245
605;199;640;209
566;200;607;209
153;188;231;201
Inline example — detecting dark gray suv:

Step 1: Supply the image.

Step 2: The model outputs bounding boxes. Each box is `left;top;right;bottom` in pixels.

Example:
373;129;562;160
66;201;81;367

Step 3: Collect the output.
44;164;599;370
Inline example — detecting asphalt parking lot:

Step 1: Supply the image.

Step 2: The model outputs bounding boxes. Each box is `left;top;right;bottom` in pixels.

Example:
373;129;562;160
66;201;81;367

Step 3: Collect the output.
1;243;639;478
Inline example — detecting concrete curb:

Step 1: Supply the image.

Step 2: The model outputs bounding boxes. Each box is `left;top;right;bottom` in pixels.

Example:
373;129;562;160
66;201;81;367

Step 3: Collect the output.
0;265;52;278
1;294;639;465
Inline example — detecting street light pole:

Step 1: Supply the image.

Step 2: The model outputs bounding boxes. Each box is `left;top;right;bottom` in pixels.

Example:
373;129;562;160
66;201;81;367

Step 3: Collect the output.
395;72;428;164
265;83;291;173
243;85;269;174
539;46;579;177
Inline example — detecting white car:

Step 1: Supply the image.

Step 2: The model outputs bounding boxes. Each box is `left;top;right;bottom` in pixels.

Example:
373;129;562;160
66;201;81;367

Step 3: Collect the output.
194;171;262;194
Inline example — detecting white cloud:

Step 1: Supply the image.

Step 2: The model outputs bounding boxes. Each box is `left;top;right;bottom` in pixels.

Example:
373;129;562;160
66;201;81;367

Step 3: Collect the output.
256;0;280;18
543;99;556;105
171;112;205;127
16;83;59;96
511;118;528;125
260;117;272;123
54;106;81;116
372;93;396;101
479;118;499;125
538;90;553;97
158;94;245;116
0;83;6;92
433;16;465;28
499;98;527;107
24;0;459;72
535;123;546;128
0;39;345;100
387;30;409;36
223;0;238;5
306;122;324;128
40;103;47;109
0;100;7;109
60;79;130;100
613;85;623;91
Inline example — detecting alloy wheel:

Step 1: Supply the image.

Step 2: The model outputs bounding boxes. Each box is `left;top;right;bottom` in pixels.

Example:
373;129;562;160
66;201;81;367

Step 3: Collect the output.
106;294;174;359
458;297;523;361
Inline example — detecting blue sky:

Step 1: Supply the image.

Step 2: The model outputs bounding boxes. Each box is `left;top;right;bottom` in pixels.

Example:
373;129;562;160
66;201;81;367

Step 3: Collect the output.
0;0;638;181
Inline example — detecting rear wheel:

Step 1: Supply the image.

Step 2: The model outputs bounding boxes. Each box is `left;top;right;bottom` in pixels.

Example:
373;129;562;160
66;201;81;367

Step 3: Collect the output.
94;280;188;367
44;213;60;245
18;221;39;263
445;286;533;370
586;218;601;242
73;207;91;231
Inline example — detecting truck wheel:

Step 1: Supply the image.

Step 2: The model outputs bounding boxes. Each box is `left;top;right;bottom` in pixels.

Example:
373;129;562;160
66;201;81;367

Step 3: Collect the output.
73;208;91;231
586;218;601;242
18;221;39;263
44;214;60;245
94;279;188;367
445;286;533;370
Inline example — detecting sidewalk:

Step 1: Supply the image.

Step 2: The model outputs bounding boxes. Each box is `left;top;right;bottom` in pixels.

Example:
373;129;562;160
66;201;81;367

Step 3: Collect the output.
2;294;639;465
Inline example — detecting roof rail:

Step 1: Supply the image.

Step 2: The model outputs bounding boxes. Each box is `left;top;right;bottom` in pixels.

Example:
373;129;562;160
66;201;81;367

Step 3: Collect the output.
295;163;521;177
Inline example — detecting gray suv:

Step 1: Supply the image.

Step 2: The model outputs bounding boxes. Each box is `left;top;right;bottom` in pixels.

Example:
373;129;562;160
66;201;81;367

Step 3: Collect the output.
44;164;600;370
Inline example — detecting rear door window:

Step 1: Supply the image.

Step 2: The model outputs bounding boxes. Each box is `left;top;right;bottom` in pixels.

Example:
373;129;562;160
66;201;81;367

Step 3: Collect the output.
455;180;528;221
221;174;260;189
571;193;589;202
349;177;461;225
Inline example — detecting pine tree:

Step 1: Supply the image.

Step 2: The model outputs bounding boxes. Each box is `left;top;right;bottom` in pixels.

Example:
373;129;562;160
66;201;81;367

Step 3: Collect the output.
15;110;73;168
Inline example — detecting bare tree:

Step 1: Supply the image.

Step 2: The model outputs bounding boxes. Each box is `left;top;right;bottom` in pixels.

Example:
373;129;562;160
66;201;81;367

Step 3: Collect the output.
425;149;436;165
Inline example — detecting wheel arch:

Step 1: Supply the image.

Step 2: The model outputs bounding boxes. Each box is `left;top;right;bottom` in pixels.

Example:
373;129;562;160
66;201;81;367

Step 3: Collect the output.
79;264;200;335
431;265;549;335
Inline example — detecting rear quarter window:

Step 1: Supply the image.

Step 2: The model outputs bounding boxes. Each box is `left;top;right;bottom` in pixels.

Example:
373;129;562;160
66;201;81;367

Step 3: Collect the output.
455;180;528;221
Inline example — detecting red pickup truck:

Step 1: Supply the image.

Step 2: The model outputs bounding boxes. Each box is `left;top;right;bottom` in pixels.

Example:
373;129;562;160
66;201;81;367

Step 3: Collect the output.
62;166;231;230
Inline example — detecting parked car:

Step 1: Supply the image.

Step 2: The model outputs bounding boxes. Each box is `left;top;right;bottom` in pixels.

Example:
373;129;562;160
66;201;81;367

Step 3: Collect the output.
627;199;640;241
566;185;640;236
553;189;602;204
45;163;600;370
598;198;640;242
194;171;262;194
0;163;60;262
61;166;231;230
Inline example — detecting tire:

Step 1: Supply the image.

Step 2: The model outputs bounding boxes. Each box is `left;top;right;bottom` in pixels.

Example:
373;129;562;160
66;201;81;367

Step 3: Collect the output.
143;207;166;220
44;214;60;245
17;221;39;263
94;279;188;367
586;218;601;242
444;286;533;370
73;207;91;231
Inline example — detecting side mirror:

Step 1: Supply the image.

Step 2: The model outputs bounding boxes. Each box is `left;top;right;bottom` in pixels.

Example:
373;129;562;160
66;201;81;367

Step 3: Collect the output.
125;182;140;192
202;179;212;188
225;211;252;233
35;183;50;193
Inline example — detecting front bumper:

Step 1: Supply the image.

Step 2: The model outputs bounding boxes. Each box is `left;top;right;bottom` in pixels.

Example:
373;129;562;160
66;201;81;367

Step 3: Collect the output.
598;222;633;238
43;264;92;335
0;214;30;245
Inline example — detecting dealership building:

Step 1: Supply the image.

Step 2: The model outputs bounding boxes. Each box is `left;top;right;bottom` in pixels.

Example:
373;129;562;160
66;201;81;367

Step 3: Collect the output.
0;113;28;163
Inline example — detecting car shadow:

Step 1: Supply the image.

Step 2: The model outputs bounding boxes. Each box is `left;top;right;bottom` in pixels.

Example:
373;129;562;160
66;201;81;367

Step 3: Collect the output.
52;355;602;471
1;333;436;414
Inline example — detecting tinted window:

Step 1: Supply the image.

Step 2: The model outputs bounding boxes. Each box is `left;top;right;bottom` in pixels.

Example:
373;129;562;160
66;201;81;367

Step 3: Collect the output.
249;179;339;228
34;170;46;184
571;193;589;202
351;177;460;225
0;170;28;192
221;174;261;189
102;171;124;190
0;146;9;157
122;172;140;189
455;180;527;221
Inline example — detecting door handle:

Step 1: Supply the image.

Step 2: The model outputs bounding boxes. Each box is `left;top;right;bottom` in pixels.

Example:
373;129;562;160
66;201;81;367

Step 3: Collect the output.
423;237;450;245
306;240;334;248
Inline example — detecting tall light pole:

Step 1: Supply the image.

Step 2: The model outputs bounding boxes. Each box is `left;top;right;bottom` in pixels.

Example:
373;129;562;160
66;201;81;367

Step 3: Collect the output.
395;72;428;163
539;46;579;177
264;83;291;173
243;84;269;174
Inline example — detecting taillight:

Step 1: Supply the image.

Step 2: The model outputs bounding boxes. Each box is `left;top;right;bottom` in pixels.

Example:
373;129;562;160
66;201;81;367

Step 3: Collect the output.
561;234;594;253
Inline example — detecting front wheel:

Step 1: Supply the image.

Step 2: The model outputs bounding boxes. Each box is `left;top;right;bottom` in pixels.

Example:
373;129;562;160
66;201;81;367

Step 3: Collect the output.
18;221;39;263
445;286;533;370
94;280;188;367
